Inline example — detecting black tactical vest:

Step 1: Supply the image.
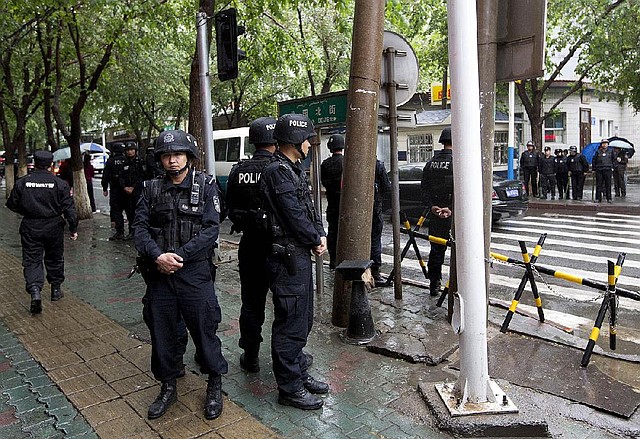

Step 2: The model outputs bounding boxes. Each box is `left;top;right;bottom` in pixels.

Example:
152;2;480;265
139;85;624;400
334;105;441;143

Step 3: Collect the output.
226;155;271;232
423;150;453;208
144;172;209;253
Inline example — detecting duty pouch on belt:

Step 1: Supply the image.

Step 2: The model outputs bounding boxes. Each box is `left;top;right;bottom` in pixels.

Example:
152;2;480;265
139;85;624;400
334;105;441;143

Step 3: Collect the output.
272;243;297;275
135;256;156;284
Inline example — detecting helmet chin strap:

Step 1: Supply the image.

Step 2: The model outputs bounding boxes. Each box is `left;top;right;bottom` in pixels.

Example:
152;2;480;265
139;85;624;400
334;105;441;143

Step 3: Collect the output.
166;163;189;177
295;144;306;160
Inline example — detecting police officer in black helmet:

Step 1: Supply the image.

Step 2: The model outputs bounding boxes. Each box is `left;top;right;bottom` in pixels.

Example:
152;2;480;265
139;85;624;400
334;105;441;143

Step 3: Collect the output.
225;116;277;373
260;114;329;410
421;127;453;297
120;142;145;240
6;151;78;314
102;142;127;239
320;134;345;269
133;130;227;420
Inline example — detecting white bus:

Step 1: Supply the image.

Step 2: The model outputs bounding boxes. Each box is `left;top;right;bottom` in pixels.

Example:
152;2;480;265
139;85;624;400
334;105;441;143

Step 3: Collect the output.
212;127;252;190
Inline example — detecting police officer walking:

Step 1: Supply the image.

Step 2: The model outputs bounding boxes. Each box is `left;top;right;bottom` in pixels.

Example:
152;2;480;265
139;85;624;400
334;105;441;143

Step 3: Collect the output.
260;114;329;410
592;139;614;203
225;117;277;373
519;141;539;197
371;158;391;286
538;146;557;199
421;127;453;297
6;151;78;314
120;142;146;240
320;134;345;269
554;149;569;199
567;145;589;200
133;130;227;420
102;142;126;239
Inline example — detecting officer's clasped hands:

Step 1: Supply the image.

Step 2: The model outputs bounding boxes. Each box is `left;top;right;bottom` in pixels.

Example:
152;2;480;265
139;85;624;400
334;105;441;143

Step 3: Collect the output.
431;206;451;219
312;236;327;256
155;253;184;275
70;232;78;241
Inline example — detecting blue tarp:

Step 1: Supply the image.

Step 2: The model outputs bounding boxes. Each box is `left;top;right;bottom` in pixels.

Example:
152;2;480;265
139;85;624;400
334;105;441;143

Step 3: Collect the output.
582;142;601;165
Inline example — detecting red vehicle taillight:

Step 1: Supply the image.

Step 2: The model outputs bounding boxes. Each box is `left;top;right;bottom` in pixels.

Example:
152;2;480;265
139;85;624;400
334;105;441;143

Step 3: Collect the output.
492;189;498;200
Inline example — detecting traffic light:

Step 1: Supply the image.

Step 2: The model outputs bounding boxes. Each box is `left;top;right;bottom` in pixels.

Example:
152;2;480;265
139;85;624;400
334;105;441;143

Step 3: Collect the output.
215;8;245;81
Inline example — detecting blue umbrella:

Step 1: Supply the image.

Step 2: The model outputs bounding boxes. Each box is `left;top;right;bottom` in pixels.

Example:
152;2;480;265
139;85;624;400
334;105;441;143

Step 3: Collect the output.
582;142;601;164
80;142;107;153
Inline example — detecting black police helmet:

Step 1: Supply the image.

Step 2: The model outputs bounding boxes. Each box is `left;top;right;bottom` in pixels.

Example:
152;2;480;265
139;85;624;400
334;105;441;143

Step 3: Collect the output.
273;114;316;146
34;150;53;168
111;142;125;154
154;130;198;160
124;141;138;151
526;141;535;148
249;117;277;146
569;145;577;152
438;127;452;144
327;134;345;151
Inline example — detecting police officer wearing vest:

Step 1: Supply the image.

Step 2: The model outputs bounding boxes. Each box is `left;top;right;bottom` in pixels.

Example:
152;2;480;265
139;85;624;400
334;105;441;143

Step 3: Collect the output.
320;134;345;269
102;142;126;239
554;149;569;199
421;127;453;297
567;145;589;200
260;114;329;410
371;158;391;286
519;140;539;197
133;130;227;420
538;146;557;199
613;146;628;197
120;142;146;240
592;139;614;203
6;151;78;314
226;117;277;373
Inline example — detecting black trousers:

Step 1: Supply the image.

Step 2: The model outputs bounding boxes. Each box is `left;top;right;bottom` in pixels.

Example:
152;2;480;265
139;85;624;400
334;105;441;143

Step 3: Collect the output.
427;215;452;284
556;173;568;199
570;172;585;200
595;169;612;202
613;168;626;196
267;250;313;394
20;217;65;292
326;206;339;267
110;190;136;234
142;261;228;382
238;231;271;355
540;173;556;198
370;205;384;269
522;167;538;196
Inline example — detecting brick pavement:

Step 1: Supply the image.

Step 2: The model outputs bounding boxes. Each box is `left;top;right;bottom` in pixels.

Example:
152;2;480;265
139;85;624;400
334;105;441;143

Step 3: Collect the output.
0;245;278;438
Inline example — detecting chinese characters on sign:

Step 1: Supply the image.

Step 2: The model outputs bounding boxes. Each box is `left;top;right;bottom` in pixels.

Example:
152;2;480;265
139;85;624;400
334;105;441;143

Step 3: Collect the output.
278;91;347;128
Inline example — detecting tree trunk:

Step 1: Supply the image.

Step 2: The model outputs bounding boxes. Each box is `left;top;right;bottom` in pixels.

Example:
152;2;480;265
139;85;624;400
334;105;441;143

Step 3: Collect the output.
72;168;91;220
189;0;215;143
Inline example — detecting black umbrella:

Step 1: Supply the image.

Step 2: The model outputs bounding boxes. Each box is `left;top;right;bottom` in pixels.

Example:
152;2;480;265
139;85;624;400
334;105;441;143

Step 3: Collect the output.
607;136;635;158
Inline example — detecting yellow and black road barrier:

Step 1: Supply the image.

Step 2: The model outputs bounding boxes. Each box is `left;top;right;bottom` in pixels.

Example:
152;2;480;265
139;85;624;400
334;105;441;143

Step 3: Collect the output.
581;254;625;367
386;208;430;286
499;234;547;333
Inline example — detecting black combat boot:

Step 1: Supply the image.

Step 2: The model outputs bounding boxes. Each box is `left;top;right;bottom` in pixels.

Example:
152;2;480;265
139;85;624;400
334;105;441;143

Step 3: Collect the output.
429;279;441;297
109;231;125;241
51;285;64;301
204;374;223;420
303;376;329;394
371;267;386;287
28;287;42;314
278;387;323;410
303;351;314;368
147;380;177;419
239;351;260;373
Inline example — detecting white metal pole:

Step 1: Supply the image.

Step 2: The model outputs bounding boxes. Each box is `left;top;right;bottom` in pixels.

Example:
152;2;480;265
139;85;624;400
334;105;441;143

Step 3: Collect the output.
508;81;515;179
448;0;490;403
196;12;216;178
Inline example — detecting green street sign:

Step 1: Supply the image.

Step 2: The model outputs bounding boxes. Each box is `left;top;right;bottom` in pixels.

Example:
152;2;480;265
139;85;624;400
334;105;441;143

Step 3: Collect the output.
278;91;347;128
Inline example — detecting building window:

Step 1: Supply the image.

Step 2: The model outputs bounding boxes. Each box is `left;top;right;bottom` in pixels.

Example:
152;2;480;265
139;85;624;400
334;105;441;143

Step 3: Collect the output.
494;131;509;165
599;120;605;137
544;112;566;144
608;120;614;137
407;133;433;163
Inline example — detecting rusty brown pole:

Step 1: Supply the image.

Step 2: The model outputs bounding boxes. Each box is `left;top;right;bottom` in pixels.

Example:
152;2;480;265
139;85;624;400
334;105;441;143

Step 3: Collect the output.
331;0;385;328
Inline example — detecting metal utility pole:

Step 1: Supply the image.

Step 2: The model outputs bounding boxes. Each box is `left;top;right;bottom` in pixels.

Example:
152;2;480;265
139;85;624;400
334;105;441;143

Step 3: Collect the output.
508;81;516;179
384;48;403;299
477;0;498;298
197;11;216;178
332;0;385;328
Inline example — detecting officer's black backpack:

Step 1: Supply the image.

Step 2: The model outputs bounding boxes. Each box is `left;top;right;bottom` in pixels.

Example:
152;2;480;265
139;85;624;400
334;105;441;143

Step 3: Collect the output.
226;157;271;232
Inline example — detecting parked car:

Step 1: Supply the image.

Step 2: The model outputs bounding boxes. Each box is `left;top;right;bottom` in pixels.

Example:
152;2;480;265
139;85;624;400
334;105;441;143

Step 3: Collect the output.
90;152;109;174
382;162;528;223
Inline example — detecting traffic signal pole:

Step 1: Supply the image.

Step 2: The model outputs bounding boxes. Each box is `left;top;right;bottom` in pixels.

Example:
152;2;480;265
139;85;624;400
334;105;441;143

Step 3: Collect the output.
331;0;385;328
434;0;516;416
196;11;216;178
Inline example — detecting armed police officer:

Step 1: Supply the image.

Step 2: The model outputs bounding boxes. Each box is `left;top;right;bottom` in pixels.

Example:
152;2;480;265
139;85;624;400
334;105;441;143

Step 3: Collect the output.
6;151;78;314
519;141;539;197
133;130;227;420
567;145;589;200
260;114;329;410
371;158;391;286
593;139;614;203
102;142;126;239
225;117;277;373
120;142;146;240
320;134;345;269
421;127;453;297
554;149;569;199
538;146;557;199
